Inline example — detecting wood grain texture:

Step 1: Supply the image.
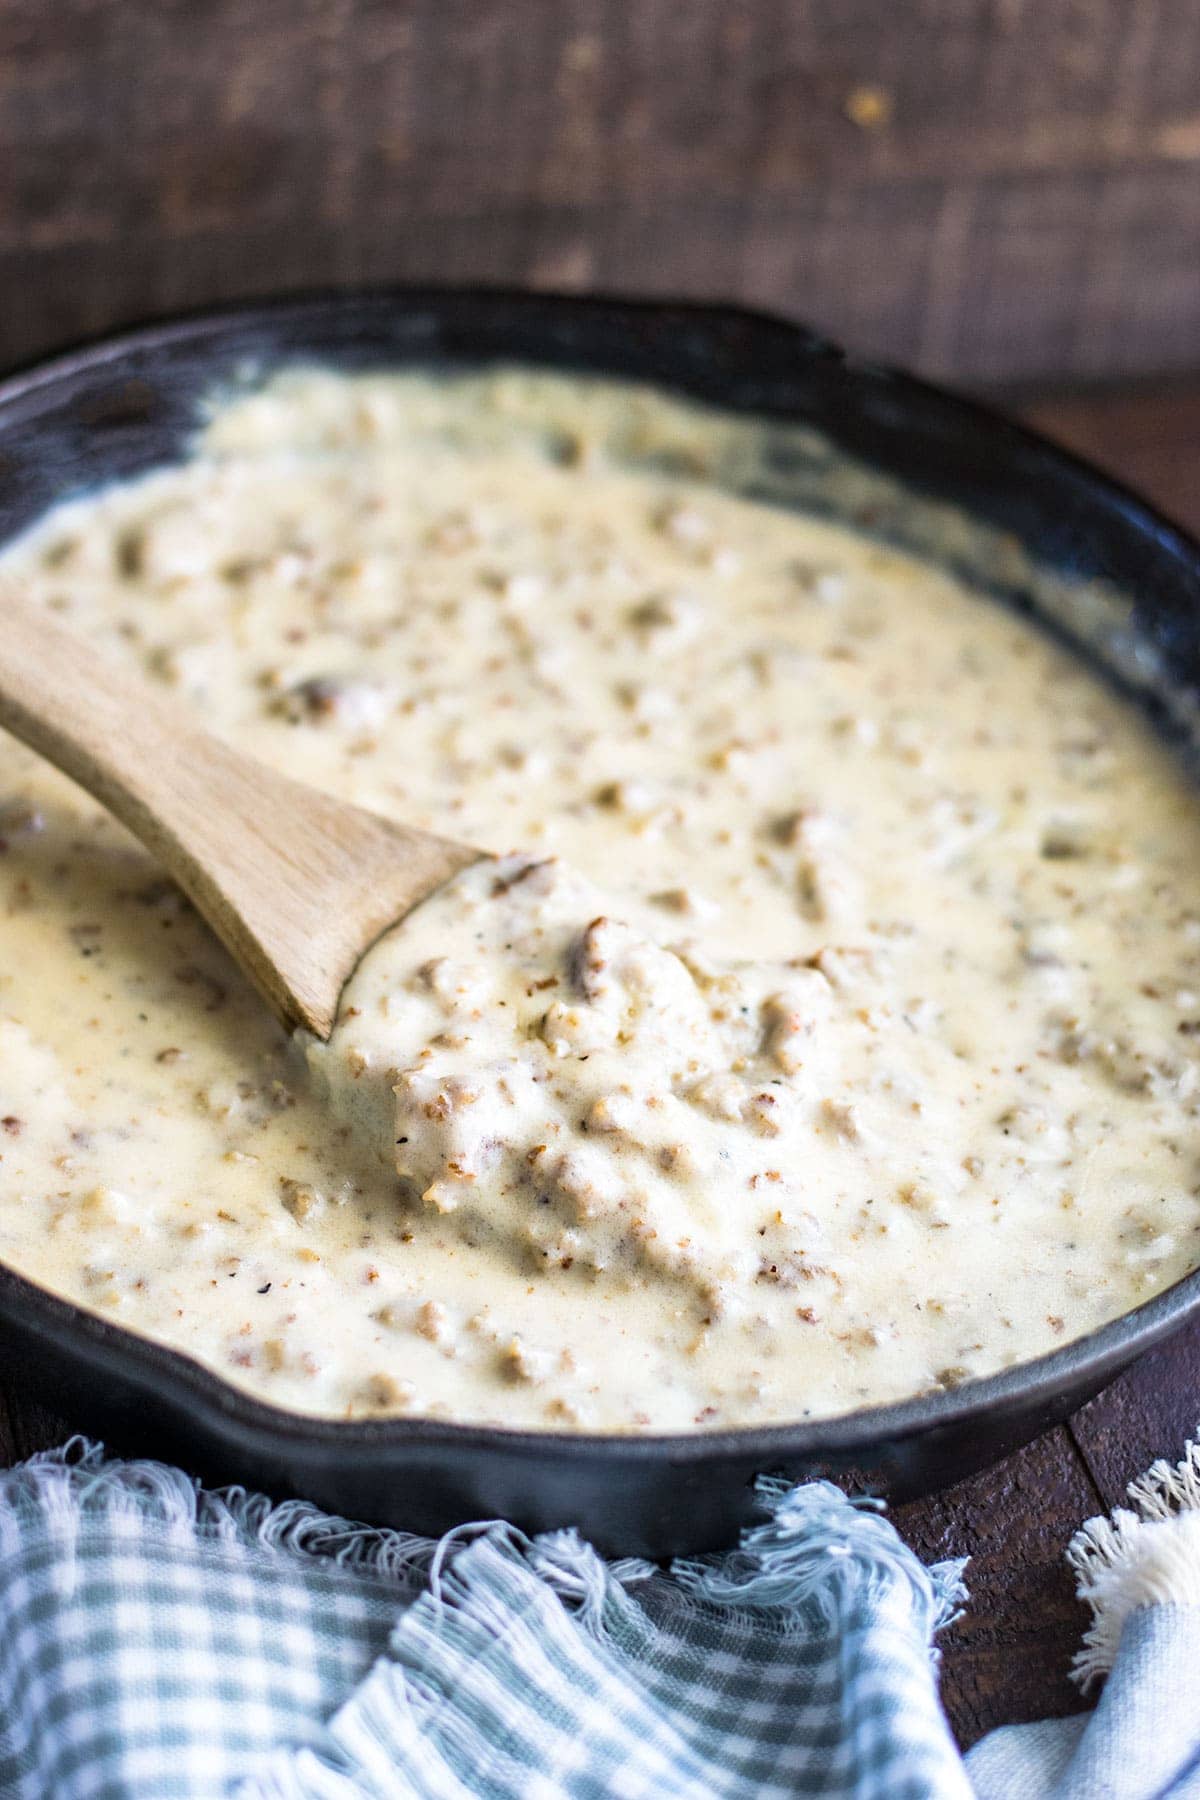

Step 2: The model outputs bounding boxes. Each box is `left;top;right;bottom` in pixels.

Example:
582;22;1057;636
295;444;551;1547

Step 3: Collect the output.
0;593;480;1035
1020;379;1200;538
897;1431;1099;1743
1069;1316;1200;1511
1;375;1200;1748
1;1;1199;383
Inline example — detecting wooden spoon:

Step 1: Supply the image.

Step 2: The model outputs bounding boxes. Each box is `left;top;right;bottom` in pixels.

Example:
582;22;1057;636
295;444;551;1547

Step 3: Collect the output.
0;593;483;1038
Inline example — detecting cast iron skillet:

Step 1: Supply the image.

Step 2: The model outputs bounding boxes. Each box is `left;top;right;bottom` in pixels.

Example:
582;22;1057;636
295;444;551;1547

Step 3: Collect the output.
1;289;1199;1558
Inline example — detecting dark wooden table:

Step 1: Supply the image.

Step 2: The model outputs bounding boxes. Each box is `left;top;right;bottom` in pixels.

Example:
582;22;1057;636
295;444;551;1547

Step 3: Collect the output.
2;375;1198;1750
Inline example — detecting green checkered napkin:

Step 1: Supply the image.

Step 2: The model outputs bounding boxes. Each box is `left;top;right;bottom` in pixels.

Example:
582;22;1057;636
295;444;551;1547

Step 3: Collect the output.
0;1440;974;1798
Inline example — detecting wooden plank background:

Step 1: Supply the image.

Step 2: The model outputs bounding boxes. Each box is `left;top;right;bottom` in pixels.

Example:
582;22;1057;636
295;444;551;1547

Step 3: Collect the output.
1;0;1199;384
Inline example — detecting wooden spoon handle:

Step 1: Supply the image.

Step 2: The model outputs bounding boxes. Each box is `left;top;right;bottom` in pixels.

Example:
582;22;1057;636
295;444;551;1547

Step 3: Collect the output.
0;591;479;1037
0;592;253;831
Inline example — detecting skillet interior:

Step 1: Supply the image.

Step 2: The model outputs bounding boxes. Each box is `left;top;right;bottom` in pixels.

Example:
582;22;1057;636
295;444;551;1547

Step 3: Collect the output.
0;289;1198;1556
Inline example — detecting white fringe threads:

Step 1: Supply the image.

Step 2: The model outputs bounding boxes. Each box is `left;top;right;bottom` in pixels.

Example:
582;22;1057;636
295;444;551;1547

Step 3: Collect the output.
0;1436;440;1586
1068;1434;1200;1692
673;1476;969;1655
0;1443;967;1659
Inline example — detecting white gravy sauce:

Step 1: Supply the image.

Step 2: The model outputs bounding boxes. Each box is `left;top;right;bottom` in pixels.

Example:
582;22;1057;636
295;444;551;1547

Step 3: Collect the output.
2;367;1200;1432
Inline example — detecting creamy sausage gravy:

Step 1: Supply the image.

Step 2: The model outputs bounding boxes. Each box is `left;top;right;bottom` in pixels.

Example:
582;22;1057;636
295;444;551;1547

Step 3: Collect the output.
2;367;1200;1432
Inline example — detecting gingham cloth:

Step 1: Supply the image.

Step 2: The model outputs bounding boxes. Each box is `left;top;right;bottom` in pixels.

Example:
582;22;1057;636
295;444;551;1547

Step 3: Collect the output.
4;1438;1199;1800
0;1440;972;1799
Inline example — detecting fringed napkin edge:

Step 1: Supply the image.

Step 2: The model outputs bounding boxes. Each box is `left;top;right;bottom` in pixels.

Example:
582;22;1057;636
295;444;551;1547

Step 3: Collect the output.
1069;1434;1200;1691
